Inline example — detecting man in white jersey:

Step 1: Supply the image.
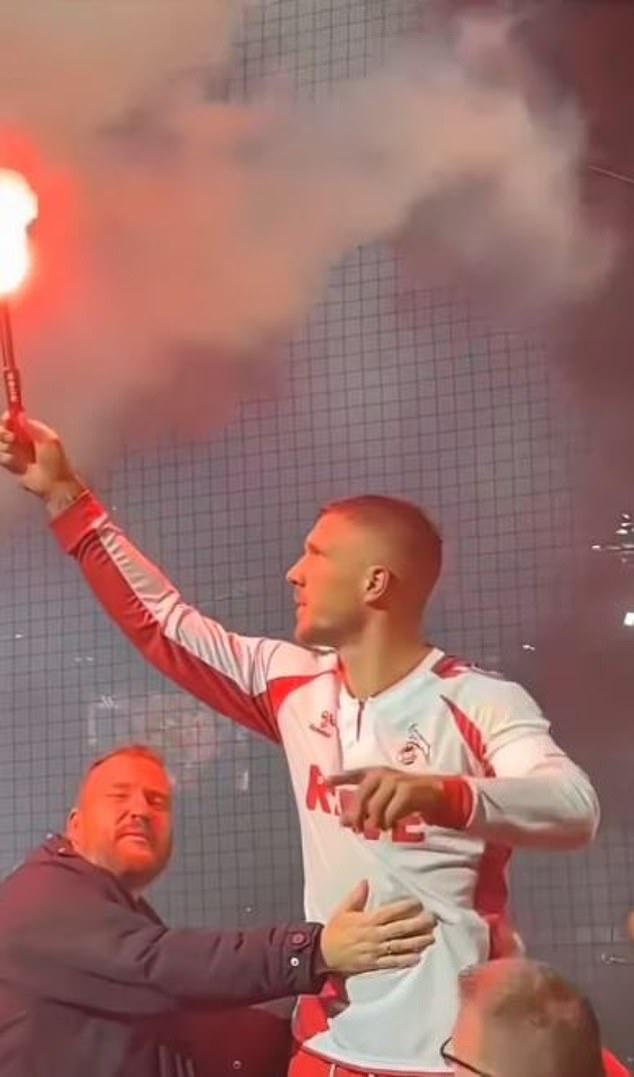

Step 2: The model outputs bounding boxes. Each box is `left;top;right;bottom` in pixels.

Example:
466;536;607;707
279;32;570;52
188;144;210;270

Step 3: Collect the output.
0;417;599;1077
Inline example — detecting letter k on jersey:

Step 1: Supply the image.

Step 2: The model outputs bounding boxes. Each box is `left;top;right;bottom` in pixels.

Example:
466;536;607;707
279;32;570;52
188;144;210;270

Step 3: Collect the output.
304;764;425;845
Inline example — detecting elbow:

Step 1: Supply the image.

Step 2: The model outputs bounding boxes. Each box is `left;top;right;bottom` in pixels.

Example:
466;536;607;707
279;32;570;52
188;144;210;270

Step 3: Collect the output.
584;792;601;843
560;819;597;851
518;778;601;852
557;784;601;850
579;803;601;846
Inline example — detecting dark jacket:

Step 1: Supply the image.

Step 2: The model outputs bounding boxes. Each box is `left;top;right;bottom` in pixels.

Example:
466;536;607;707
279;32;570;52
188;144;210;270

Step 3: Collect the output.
0;837;325;1077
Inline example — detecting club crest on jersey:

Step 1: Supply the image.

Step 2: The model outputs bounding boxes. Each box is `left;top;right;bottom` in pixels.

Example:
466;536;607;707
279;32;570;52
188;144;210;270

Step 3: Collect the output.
397;723;431;766
310;710;336;738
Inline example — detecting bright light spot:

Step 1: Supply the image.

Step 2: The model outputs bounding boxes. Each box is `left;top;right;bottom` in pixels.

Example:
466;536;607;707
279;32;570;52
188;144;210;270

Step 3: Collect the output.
591;544;602;551
624;612;634;627
521;642;536;652
0;170;38;297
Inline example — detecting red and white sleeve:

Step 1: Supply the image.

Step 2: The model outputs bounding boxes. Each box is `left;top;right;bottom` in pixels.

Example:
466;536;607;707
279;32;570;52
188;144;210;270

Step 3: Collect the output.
51;491;305;742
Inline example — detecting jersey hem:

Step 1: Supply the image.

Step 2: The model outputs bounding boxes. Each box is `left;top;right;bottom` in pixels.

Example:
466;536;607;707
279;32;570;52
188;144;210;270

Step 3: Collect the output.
294;1027;452;1075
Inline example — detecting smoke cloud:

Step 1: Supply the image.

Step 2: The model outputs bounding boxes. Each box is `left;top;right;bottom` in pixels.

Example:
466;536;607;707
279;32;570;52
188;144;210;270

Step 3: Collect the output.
0;2;614;497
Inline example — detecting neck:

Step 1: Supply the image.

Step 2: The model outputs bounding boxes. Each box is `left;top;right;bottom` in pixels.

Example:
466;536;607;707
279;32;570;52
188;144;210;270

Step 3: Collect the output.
337;623;433;699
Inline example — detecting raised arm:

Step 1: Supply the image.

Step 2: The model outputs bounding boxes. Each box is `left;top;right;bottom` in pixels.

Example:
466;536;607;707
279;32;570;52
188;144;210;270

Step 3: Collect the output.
51;489;295;740
0;417;310;741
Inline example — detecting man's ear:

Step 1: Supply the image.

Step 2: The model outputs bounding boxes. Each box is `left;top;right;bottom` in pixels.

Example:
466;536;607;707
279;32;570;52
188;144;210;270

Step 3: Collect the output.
364;565;391;603
66;807;80;841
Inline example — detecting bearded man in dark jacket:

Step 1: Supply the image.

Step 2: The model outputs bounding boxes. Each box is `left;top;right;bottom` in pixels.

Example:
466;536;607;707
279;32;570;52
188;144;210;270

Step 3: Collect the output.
0;744;434;1077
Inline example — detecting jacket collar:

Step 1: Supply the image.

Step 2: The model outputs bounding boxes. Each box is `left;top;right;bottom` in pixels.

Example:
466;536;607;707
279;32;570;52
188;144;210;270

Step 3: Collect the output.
35;833;164;924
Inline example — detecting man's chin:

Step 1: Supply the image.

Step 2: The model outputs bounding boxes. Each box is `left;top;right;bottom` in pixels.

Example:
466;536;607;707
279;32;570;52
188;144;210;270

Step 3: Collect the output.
117;855;166;891
116;840;162;869
294;621;333;649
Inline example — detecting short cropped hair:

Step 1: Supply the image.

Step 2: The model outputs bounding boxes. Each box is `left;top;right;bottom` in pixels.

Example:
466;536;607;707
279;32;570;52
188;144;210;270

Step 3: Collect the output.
74;745;174;803
86;743;168;776
320;494;442;595
459;959;605;1077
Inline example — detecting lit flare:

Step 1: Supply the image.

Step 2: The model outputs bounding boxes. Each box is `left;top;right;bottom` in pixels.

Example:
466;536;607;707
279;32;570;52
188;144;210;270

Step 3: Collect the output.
0;169;38;298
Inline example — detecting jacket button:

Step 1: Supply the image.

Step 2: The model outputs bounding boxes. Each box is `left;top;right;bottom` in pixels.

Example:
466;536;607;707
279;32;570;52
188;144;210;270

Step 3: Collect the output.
290;956;300;967
291;932;306;946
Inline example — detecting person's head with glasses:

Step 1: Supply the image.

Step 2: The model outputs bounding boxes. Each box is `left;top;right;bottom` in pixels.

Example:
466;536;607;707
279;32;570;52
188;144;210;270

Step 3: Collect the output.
441;958;606;1077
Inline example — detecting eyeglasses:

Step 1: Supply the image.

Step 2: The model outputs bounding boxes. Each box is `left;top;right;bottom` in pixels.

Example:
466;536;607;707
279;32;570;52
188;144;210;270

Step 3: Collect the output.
440;1038;496;1077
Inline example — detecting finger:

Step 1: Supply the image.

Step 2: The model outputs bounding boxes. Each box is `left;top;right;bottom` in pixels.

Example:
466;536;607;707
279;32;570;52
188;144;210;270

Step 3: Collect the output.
0;444;24;462
335;879;369;915
383;785;415;829
326;769;369;789
365;783;396;831
379;911;437;940
340;773;383;831
380;931;435;957
373;949;428;970
0;451;21;471
376;956;419;973
371;898;423;926
353;773;388;830
0;428;14;444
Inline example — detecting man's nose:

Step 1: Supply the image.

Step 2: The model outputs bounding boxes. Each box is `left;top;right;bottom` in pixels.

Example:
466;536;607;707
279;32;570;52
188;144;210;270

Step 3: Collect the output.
126;790;151;817
286;557;304;584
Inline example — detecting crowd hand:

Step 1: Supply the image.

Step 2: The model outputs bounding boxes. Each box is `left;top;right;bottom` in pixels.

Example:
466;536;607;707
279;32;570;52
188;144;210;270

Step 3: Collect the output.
327;767;444;832
320;879;436;975
0;414;80;499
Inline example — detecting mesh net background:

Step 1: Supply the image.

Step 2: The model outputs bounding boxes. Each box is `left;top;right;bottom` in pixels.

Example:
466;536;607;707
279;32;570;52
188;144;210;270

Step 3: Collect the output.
0;0;632;1067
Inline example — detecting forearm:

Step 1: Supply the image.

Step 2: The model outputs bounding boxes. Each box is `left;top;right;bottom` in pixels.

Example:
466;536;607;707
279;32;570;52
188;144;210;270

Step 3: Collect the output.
10;912;327;1015
153;922;327;1008
466;764;600;849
